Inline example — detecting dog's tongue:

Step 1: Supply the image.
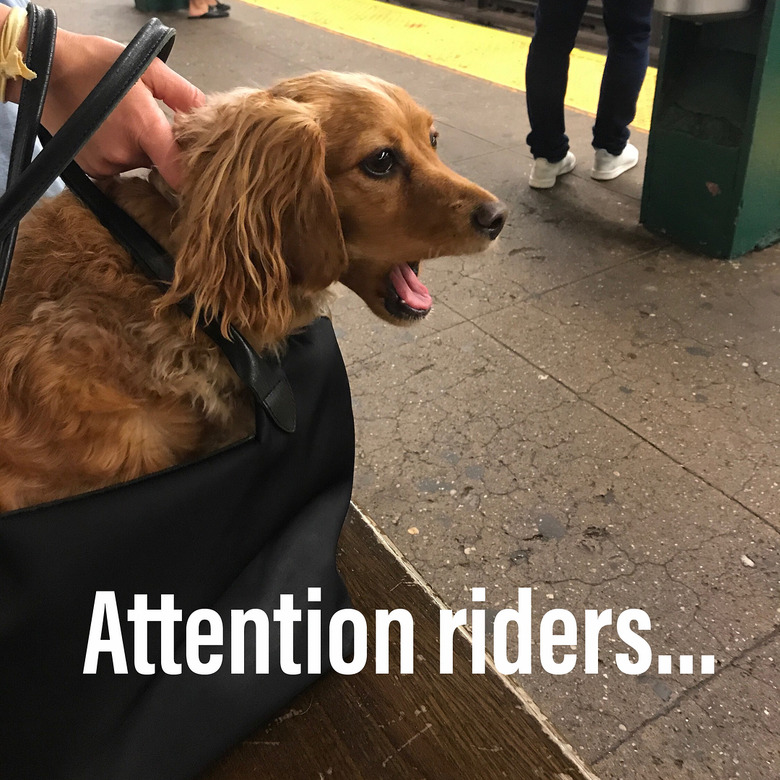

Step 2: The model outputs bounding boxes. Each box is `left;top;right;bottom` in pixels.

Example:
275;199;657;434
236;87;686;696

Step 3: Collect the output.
390;264;432;311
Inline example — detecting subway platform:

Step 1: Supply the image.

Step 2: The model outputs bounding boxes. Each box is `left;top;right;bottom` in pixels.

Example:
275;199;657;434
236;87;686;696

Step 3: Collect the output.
51;1;780;778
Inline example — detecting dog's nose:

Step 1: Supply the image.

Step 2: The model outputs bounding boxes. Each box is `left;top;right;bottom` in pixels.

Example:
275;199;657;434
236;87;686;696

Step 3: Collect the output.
471;200;507;240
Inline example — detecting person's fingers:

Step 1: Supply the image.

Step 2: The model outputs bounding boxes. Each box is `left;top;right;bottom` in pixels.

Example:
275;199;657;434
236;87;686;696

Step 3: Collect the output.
143;58;205;114
137;63;203;189
139;110;184;190
76;139;150;180
41;28;203;185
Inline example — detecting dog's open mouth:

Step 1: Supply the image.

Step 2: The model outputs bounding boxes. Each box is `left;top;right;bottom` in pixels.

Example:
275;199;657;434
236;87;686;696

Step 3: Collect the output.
384;262;432;320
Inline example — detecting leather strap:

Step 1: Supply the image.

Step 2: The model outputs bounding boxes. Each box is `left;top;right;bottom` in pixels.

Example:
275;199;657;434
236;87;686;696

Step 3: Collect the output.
0;11;297;433
7;5;56;186
0;4;56;301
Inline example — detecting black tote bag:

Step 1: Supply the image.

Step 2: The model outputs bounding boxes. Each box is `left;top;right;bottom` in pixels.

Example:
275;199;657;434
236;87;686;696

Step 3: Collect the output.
0;9;356;779
0;317;355;780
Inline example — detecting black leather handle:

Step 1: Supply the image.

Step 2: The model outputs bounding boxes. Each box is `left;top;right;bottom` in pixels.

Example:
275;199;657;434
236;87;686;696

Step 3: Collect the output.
0;4;57;301
7;5;56;186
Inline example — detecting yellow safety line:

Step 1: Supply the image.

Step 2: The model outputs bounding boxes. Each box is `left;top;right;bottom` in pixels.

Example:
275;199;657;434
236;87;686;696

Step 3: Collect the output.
242;0;655;131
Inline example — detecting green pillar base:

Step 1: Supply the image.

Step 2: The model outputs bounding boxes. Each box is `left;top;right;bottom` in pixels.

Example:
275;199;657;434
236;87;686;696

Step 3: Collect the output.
641;0;780;259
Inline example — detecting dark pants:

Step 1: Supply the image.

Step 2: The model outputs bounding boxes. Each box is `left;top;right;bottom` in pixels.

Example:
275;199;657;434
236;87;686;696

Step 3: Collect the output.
525;0;653;161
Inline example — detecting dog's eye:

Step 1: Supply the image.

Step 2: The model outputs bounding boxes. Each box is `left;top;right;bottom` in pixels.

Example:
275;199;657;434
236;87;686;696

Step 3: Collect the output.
360;148;396;178
430;130;439;149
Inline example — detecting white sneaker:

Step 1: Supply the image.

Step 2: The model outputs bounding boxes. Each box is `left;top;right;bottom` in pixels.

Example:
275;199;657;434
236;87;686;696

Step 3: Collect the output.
591;142;639;181
529;151;576;189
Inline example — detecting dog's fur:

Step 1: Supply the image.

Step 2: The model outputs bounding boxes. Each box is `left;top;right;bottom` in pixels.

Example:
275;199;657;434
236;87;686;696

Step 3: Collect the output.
0;71;505;512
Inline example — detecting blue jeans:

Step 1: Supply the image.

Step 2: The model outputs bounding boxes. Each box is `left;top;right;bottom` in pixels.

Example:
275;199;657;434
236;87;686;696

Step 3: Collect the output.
525;0;653;161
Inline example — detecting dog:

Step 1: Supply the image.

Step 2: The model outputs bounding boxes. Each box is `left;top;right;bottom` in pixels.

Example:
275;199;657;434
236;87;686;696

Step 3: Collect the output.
0;71;506;512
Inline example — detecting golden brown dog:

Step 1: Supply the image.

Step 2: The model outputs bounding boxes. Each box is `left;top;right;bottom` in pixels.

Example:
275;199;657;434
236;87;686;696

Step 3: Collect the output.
0;71;506;512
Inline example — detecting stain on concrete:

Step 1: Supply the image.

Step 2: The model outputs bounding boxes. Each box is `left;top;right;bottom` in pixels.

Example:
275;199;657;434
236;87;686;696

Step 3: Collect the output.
509;548;531;565
536;514;567;540
638;675;675;702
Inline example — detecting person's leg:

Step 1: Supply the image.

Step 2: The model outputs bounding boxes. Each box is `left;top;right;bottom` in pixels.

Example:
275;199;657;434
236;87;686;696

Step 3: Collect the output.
525;0;589;162
593;0;653;154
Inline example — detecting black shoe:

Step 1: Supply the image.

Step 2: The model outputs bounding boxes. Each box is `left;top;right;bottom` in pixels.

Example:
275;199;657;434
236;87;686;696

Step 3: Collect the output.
216;2;231;8
189;6;229;18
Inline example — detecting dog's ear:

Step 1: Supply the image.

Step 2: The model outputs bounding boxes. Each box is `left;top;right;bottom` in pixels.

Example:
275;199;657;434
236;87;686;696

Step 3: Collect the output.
162;90;347;343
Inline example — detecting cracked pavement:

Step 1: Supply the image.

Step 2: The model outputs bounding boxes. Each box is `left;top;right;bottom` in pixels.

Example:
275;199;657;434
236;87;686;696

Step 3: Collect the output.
327;27;780;780
62;2;780;777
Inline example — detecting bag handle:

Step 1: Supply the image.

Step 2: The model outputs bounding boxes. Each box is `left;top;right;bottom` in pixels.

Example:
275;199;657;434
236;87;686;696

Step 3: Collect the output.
0;8;296;433
0;3;56;301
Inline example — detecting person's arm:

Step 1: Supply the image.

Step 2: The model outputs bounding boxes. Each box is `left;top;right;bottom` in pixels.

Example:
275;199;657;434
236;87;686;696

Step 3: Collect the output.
0;6;204;189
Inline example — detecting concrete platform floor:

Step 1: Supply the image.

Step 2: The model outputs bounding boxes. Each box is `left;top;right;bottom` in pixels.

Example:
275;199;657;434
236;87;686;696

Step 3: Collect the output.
55;2;779;778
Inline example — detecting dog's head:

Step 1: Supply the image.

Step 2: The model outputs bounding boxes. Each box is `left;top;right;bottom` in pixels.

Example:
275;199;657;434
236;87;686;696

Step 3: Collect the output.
169;72;506;343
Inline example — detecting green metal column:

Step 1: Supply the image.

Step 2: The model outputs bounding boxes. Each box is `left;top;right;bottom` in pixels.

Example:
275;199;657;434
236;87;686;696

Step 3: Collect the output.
640;0;780;259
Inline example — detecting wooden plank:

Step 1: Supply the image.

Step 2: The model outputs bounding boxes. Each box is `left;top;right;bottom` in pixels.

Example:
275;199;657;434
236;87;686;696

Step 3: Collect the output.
203;507;595;780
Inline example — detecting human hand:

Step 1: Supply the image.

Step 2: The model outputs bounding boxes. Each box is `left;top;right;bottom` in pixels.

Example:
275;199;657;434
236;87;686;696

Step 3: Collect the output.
40;28;205;189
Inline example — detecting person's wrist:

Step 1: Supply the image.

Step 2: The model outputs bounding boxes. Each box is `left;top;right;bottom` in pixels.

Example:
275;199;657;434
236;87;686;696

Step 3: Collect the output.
39;28;83;132
45;27;76;94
